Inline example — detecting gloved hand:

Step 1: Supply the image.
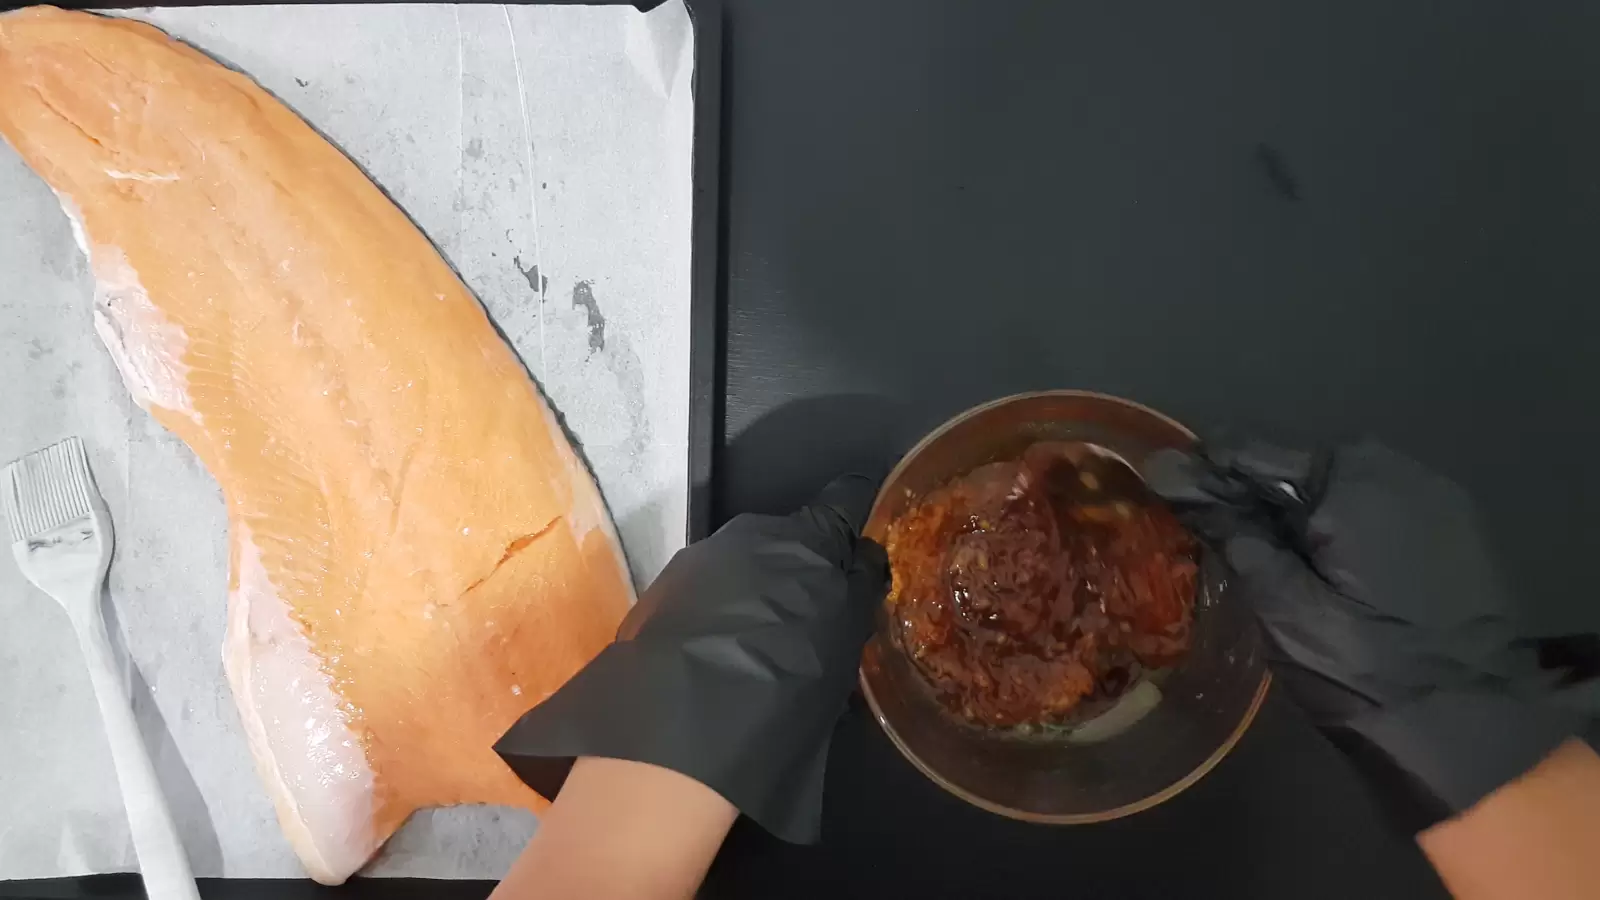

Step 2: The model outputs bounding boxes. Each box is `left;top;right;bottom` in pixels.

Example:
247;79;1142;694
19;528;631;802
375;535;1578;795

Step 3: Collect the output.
1143;438;1596;828
495;475;889;843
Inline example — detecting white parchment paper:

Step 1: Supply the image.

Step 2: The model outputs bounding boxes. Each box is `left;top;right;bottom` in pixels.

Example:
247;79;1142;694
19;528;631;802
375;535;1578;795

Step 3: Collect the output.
0;2;694;880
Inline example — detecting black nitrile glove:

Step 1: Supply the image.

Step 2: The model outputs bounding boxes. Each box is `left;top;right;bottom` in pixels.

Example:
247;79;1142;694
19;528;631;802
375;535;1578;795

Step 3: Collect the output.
1144;438;1597;828
495;475;889;843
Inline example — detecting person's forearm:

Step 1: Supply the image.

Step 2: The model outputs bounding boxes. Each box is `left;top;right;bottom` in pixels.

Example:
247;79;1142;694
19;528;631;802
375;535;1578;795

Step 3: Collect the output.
1418;738;1600;900
491;756;738;900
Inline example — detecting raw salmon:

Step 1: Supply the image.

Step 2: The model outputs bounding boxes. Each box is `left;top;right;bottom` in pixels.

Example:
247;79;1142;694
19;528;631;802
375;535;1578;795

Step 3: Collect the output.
0;7;635;884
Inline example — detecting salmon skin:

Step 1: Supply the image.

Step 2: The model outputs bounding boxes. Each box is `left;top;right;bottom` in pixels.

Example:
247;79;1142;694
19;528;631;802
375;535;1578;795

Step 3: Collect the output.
0;7;635;884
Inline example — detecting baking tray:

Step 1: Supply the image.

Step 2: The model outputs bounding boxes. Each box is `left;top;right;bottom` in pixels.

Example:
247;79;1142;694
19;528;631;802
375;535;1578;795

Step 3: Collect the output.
0;0;723;895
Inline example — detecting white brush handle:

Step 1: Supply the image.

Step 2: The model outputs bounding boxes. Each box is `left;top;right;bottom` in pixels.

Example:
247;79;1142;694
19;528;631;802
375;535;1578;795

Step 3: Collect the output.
71;601;201;900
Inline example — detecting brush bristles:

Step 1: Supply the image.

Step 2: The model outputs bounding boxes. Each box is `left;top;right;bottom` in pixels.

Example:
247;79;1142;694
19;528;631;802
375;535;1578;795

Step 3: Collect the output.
3;437;97;543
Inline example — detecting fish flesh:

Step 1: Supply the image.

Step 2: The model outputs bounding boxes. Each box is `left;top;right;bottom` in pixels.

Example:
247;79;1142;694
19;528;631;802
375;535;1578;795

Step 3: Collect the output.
0;7;635;884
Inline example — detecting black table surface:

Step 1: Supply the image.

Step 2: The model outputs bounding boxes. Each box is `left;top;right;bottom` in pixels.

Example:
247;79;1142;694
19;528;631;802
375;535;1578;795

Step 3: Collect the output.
705;0;1598;898
10;1;1599;897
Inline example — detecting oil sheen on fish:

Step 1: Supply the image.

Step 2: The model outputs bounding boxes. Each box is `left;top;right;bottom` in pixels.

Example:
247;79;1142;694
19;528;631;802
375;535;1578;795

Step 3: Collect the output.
0;7;636;883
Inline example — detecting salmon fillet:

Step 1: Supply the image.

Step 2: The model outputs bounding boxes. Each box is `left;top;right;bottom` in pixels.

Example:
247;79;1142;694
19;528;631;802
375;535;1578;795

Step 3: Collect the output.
0;7;635;884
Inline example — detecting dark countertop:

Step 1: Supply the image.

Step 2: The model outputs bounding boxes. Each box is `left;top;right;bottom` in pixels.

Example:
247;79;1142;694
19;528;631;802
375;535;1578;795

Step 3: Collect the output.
707;0;1598;898
9;2;1598;897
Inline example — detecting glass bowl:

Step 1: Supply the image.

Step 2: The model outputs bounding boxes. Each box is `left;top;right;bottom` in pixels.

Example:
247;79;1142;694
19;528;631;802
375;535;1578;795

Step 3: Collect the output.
859;390;1270;823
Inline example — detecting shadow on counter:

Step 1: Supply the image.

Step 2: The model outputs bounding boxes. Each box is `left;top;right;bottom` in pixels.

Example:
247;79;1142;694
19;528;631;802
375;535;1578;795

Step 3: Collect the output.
716;393;913;522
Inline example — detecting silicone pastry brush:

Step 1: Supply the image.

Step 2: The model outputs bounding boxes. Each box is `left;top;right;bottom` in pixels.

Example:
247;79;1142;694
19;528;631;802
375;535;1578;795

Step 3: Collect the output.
4;437;199;900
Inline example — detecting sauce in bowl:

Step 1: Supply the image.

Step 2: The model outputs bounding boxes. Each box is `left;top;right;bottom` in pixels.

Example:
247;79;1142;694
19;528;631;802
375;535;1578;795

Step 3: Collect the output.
884;441;1198;730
